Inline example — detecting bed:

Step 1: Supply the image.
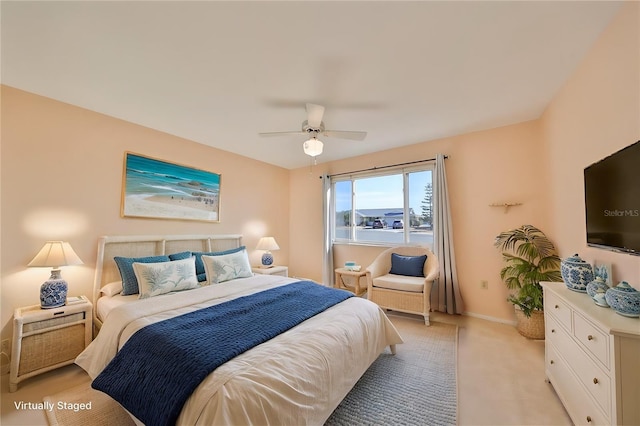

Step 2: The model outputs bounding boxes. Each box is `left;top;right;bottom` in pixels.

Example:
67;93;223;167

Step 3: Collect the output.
75;234;403;425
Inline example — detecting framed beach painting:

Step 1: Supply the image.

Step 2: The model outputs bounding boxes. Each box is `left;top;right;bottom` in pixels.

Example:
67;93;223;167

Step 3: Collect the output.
121;152;221;222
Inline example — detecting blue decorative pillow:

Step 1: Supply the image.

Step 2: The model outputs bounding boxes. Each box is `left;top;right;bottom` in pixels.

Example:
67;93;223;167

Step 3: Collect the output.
168;251;192;261
114;255;171;295
389;253;427;277
192;246;246;281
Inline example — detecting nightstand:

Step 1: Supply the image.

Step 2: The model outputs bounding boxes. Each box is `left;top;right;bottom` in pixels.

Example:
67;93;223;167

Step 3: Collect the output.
252;266;289;277
10;296;92;392
335;268;367;296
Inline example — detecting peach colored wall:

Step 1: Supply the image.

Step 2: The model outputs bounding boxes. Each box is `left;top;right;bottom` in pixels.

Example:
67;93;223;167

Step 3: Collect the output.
290;3;639;322
1;1;635;341
541;2;640;288
0;86;290;340
290;120;551;323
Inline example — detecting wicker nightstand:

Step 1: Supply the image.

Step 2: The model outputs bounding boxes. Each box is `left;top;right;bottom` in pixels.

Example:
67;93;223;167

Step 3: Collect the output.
252;266;288;277
10;296;92;392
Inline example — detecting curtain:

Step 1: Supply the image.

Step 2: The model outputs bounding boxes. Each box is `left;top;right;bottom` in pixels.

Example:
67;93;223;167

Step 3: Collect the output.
321;175;334;287
433;154;464;314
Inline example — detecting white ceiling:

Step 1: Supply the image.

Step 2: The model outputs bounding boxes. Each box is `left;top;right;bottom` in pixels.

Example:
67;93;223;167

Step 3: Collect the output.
1;1;623;169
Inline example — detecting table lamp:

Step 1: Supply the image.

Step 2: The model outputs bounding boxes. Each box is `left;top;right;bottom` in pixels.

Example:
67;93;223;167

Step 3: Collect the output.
28;241;83;309
256;237;279;268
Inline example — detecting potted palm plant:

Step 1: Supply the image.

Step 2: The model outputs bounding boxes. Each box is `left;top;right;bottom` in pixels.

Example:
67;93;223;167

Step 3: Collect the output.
494;224;562;339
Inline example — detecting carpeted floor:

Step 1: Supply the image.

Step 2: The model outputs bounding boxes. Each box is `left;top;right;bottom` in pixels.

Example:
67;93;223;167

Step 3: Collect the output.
43;314;457;426
325;314;458;426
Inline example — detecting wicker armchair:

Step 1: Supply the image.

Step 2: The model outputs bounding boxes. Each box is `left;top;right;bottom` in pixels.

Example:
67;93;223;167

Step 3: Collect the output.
365;246;439;325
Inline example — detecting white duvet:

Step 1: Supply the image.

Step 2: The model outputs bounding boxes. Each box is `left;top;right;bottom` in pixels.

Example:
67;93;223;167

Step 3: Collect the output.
76;275;403;425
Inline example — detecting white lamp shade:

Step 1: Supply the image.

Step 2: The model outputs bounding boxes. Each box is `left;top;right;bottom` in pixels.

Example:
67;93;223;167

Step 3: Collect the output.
28;241;83;268
303;137;323;157
256;237;280;251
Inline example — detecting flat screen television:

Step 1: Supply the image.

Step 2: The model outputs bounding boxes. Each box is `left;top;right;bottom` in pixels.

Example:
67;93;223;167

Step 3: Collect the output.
584;140;640;256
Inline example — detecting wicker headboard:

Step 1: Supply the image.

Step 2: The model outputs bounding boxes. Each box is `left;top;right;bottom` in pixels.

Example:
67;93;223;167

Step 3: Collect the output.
92;234;242;328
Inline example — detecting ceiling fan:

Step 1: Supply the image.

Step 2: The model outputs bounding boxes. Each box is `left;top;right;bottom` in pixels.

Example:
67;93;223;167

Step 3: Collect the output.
259;103;367;157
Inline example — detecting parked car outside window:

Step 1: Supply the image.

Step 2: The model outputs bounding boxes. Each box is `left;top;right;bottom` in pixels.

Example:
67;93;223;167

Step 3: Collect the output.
372;219;385;229
392;220;404;229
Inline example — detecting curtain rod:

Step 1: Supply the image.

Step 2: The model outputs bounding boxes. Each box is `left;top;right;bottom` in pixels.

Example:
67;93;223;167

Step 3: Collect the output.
323;155;448;178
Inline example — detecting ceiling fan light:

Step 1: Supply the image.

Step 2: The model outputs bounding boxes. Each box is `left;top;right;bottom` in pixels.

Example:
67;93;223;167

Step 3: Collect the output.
303;137;323;157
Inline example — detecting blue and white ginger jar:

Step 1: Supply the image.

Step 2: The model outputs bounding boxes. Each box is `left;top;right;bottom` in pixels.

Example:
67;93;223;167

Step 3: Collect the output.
560;254;594;293
605;281;640;318
586;276;609;299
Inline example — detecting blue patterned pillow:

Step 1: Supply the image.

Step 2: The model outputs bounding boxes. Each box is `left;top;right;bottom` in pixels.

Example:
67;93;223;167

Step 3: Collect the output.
389;253;427;277
114;255;171;295
192;246;246;281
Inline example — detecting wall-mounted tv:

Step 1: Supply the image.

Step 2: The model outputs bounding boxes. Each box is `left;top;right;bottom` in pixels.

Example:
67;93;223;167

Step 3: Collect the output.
584;140;640;256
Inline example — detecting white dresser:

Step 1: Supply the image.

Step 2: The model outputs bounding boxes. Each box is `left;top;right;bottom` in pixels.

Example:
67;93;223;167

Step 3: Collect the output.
542;282;640;425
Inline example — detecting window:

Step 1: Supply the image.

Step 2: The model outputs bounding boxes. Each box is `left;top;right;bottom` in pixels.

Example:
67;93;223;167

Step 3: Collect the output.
332;165;434;248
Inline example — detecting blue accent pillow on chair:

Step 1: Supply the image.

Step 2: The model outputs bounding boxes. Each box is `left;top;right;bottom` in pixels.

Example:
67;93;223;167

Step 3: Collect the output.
389;253;427;277
115;255;171;295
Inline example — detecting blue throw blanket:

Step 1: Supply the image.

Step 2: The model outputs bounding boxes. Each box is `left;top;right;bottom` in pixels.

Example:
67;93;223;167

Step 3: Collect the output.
92;281;352;426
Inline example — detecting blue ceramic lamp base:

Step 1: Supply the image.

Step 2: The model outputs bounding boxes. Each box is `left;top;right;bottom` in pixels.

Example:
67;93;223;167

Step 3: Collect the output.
261;251;274;268
40;269;68;309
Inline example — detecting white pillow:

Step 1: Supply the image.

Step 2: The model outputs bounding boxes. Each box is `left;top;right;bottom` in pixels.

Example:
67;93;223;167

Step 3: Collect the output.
101;281;123;297
133;257;199;299
202;249;253;284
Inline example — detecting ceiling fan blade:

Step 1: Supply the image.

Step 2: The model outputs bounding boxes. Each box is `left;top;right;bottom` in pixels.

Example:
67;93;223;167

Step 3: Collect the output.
306;103;325;128
259;131;306;137
322;130;367;141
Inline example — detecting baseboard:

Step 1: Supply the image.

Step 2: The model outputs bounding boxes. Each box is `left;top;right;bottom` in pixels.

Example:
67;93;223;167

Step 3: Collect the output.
463;311;517;326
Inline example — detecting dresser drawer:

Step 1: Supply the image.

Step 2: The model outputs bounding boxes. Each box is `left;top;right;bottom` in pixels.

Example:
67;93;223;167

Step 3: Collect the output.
547;343;609;425
548;315;611;417
546;313;571;350
573;312;609;368
546;291;572;331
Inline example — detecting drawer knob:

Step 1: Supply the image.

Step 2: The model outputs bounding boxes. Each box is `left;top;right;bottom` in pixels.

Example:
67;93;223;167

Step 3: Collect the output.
586;416;592;423
551;329;555;333
593;378;599;384
550;360;554;365
587;335;594;341
555;305;559;309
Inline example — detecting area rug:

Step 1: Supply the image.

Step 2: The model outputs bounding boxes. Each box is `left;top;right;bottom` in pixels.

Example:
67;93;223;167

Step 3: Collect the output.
325;315;458;426
44;315;457;426
43;382;135;426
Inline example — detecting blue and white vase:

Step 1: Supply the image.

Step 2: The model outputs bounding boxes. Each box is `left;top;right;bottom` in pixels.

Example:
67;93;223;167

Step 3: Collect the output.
40;269;68;309
586;276;609;300
605;281;640;317
560;254;594;293
261;251;274;267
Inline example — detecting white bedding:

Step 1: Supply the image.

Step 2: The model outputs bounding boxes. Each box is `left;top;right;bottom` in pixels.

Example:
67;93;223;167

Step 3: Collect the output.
77;274;403;425
96;293;138;322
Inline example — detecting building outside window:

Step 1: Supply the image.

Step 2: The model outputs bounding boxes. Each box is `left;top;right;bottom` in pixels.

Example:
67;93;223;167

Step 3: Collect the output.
332;166;434;249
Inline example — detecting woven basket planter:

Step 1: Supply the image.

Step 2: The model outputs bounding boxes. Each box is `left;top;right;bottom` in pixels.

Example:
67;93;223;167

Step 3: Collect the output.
514;307;545;340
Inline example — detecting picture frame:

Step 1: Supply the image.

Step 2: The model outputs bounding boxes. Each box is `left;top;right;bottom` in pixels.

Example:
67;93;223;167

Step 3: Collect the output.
121;152;221;222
